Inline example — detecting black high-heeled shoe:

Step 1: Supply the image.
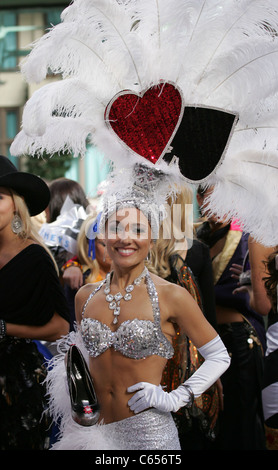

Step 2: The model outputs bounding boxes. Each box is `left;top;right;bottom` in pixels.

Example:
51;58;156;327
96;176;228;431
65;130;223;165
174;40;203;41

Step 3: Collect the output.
66;345;100;426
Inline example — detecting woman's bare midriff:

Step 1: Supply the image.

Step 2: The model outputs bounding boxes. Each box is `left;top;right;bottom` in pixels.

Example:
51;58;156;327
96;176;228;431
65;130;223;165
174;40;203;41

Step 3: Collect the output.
216;304;244;324
89;350;167;424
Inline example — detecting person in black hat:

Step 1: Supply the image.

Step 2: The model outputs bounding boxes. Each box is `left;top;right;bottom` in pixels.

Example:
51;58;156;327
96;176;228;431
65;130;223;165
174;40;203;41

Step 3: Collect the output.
0;154;50;217
0;155;70;450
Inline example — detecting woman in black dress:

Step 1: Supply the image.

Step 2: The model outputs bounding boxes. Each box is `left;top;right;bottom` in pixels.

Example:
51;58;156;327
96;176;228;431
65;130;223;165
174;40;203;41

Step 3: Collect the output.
0;155;69;450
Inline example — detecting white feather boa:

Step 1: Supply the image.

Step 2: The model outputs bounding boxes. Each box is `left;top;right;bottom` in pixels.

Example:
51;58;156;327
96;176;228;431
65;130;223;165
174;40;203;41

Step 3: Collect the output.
205;150;278;247
45;329;120;450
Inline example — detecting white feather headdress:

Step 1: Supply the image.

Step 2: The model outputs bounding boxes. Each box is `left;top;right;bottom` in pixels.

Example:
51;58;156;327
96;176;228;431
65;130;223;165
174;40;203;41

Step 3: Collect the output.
10;0;278;245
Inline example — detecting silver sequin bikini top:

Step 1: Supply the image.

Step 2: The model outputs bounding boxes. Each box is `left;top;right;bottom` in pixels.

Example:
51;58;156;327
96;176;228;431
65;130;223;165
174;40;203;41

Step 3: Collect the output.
80;271;174;360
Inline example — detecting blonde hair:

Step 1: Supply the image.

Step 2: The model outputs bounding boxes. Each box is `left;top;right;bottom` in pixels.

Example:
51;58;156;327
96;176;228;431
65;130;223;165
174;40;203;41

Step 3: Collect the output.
77;214;102;283
150;185;193;279
11;190;59;274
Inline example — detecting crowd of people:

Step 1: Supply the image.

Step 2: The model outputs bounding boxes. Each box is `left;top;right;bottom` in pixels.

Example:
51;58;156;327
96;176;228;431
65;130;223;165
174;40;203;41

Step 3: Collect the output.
0;156;277;451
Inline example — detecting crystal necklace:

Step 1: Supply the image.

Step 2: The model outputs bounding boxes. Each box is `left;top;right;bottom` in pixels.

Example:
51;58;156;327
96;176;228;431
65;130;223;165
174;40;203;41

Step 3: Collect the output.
104;266;148;324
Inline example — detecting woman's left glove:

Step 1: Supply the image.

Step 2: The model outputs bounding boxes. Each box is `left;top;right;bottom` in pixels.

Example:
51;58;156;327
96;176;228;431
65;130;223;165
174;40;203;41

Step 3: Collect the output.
127;382;192;414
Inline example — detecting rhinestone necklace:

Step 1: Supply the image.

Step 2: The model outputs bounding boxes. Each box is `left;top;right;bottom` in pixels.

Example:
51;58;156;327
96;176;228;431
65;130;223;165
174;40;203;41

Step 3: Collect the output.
104;266;148;324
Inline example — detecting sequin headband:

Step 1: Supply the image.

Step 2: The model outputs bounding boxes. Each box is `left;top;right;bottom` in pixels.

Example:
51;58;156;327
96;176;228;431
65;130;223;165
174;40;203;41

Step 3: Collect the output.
99;188;163;239
99;164;169;239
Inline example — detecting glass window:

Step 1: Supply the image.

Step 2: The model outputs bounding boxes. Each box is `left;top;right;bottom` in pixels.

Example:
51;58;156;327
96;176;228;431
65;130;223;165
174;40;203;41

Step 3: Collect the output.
6;110;18;139
0;8;64;71
46;10;63;27
0;12;17;70
0;108;19;166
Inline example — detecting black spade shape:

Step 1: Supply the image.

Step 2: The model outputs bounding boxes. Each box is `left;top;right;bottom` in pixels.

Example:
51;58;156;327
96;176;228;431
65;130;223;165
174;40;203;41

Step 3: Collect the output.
162;105;238;183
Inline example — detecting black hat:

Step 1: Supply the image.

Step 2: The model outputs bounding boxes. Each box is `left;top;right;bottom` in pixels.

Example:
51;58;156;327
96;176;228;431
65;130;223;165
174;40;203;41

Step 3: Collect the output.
0;155;50;216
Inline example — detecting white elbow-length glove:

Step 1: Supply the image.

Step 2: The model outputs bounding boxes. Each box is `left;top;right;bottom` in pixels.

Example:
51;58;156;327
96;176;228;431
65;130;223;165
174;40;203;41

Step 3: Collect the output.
127;335;230;414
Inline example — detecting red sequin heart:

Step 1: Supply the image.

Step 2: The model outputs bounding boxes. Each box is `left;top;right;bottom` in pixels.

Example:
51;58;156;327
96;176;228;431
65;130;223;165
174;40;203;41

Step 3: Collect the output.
105;83;183;164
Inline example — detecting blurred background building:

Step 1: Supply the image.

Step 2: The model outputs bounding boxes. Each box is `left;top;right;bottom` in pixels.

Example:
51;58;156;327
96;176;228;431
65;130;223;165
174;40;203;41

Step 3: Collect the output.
0;0;109;197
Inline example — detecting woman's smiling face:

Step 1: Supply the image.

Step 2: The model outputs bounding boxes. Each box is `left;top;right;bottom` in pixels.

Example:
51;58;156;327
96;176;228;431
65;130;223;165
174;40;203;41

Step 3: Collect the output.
105;207;152;267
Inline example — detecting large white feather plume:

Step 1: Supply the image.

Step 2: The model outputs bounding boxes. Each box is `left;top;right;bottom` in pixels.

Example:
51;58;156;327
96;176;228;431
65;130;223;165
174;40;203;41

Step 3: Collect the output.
10;0;278;245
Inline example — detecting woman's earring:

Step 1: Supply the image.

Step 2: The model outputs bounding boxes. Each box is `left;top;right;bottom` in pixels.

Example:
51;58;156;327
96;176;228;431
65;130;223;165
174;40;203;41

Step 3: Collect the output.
11;213;23;234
